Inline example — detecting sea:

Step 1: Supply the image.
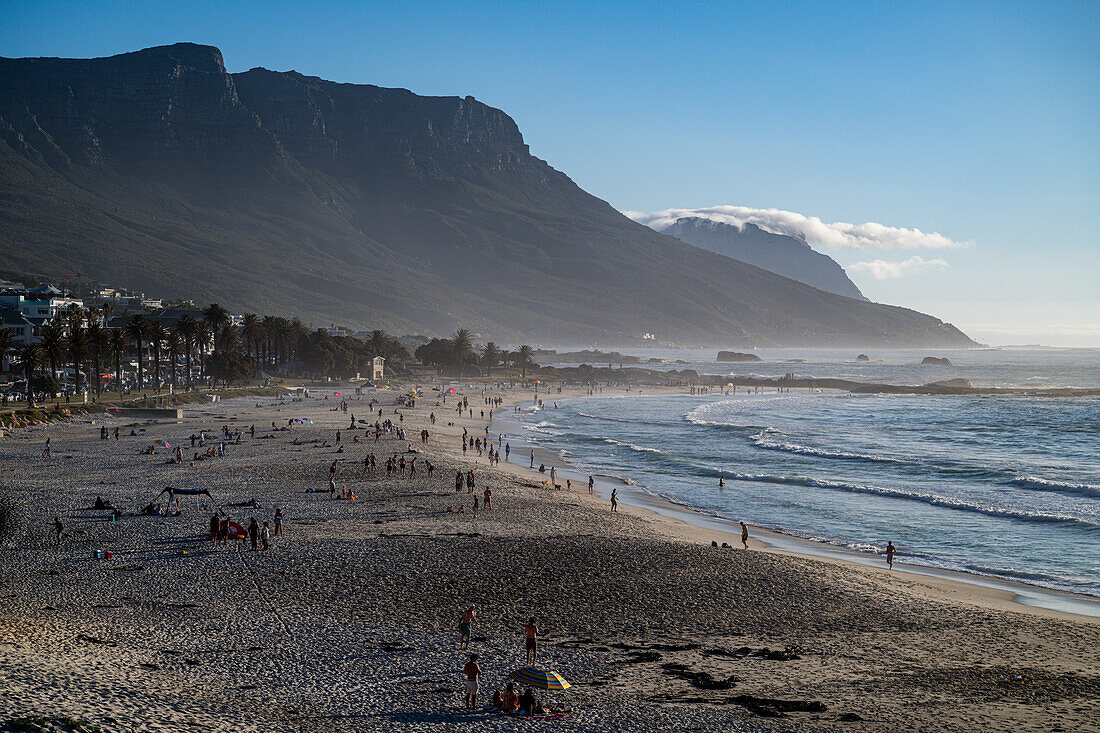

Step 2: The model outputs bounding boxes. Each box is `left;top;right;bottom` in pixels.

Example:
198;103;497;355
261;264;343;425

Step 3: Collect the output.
513;348;1100;600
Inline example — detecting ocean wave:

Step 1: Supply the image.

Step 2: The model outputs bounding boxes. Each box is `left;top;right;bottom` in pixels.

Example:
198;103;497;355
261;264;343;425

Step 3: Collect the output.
600;437;664;454
1010;476;1100;499
749;433;907;464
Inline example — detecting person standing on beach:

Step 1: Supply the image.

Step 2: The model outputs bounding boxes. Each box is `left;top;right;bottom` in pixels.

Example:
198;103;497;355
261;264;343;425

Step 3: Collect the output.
588;476;594;494
248;518;259;550
740;521;749;549
261;522;270;551
610;488;618;512
459;605;476;649
483;486;491;510
886;541;896;569
524;617;542;664
273;509;283;536
530;450;534;468
53;517;63;544
43;437;51;458
463;654;481;710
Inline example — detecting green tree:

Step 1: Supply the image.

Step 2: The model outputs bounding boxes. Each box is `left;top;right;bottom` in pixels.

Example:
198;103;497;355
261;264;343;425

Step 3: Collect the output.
241;313;260;359
124;314;149;390
480;342;500;377
108;328;129;399
86;322;109;397
516;344;534;379
67;325;91;393
202;303;230;350
0;327;14;374
167;331;182;391
451;329;474;377
149;321;169;394
39;321;66;381
16;343;45;407
173;314;198;388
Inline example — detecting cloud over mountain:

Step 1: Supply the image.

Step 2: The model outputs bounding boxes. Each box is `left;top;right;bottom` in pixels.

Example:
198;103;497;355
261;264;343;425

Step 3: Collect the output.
848;256;949;280
625;206;970;251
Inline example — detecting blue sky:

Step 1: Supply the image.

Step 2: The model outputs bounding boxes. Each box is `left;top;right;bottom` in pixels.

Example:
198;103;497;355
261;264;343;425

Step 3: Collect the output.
4;1;1098;345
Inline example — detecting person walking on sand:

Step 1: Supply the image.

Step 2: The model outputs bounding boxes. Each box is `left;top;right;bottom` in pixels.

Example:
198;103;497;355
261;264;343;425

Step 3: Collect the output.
43;437;51;458
588;475;594;494
740;521;749;549
610;488;618;512
483;486;491;510
886;541;896;569
463;654;482;710
524;617;542;664
53;516;63;544
459;605;476;649
261;521;270;551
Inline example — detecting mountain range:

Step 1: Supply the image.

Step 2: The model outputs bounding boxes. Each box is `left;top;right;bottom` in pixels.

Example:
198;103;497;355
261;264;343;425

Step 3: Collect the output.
647;216;867;300
0;43;975;347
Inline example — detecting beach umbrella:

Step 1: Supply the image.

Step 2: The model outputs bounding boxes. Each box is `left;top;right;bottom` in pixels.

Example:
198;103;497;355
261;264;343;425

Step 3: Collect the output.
510;665;571;690
155;439;171;449
334;391;342;397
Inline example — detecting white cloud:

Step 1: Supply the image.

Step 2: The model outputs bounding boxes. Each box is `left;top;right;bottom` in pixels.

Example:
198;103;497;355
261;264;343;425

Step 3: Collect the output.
847;256;949;279
625;205;971;250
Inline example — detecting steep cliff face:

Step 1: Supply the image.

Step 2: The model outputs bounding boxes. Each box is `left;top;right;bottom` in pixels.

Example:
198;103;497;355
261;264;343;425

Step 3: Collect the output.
0;44;976;347
658;217;867;300
0;44;282;190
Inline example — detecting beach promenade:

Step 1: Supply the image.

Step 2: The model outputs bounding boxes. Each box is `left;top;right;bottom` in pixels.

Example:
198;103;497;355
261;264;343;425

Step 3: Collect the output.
0;382;1096;732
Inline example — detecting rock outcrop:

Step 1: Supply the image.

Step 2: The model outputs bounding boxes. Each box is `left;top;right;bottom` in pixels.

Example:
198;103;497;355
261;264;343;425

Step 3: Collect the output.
717;351;763;362
921;357;954;366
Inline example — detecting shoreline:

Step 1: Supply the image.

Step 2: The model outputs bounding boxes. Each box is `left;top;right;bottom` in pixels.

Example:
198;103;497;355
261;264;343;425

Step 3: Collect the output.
489;388;1100;622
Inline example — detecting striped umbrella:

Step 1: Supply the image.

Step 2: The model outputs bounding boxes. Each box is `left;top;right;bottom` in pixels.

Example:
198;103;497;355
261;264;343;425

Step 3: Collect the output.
510;665;571;690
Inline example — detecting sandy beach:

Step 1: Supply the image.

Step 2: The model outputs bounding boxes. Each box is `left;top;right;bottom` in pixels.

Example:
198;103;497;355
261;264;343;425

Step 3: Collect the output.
1;382;1097;733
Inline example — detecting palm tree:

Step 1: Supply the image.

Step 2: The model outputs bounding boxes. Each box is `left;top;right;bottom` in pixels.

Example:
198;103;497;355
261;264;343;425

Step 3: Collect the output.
202;303;230;350
516;344;534;379
16;343;45;408
261;315;278;368
195;322;212;382
124;314;149;390
39;321;66;381
451;329;474;377
149;321;169;394
167;332;182;391
0;327;14;374
241;314;259;359
174;315;198;388
87;322;108;397
67;325;91;394
219;323;240;352
481;342;500;377
108;329;129;399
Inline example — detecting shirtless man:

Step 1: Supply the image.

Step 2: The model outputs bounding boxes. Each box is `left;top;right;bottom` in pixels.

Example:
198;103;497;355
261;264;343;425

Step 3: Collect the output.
459;605;476;649
524;617;542;664
463;654;482;710
885;541;896;569
610;488;618;512
740;521;749;549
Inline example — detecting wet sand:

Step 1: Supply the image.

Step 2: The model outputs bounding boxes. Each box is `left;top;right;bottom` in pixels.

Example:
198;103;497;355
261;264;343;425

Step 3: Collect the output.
0;383;1097;732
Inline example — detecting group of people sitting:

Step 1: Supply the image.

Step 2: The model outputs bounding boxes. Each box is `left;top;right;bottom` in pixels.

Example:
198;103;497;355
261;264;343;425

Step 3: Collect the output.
490;683;547;716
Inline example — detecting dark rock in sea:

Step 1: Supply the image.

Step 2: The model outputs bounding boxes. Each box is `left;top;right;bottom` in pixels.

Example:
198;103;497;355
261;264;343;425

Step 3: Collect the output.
856;354;870;361
924;378;972;389
717;351;762;362
922;356;953;366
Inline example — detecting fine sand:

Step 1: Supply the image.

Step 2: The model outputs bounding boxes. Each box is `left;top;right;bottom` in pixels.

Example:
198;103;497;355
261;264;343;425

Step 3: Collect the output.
0;382;1097;733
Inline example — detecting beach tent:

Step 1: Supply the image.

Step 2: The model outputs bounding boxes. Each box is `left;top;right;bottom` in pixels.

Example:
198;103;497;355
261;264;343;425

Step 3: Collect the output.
155;440;171;449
